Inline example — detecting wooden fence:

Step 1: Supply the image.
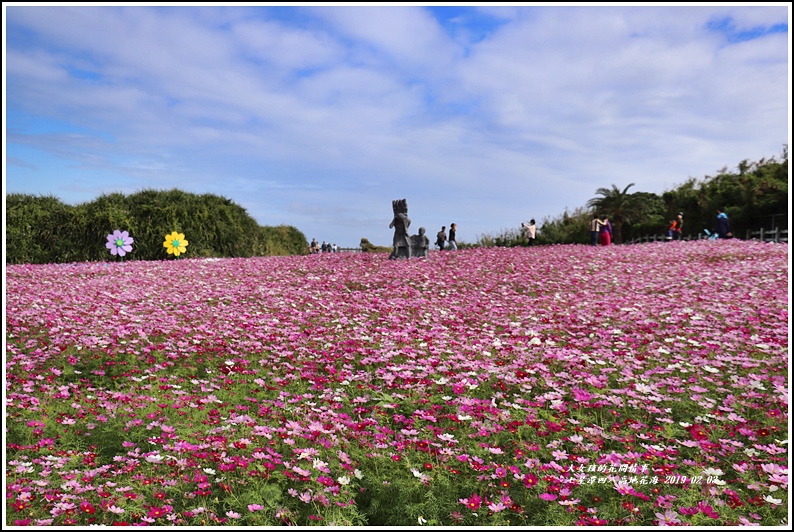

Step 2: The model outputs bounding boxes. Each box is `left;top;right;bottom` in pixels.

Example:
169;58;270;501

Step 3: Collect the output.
745;227;788;243
626;227;788;245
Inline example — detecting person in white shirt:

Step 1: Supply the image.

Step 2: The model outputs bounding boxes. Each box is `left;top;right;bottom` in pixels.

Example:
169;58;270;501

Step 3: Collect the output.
521;220;537;246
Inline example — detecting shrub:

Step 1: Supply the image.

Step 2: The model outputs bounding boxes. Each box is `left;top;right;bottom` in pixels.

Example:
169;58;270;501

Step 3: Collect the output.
6;194;77;264
5;189;308;264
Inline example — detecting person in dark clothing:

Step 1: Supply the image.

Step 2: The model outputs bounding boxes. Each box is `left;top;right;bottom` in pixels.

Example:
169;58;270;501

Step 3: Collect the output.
447;223;458;250
435;226;447;250
590;215;601;246
715;209;732;238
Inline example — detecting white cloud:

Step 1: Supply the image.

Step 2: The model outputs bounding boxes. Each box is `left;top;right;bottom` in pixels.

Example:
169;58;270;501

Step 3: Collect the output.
313;6;459;72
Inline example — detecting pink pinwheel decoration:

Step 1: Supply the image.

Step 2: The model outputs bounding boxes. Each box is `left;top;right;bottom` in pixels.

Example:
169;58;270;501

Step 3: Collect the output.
106;230;134;256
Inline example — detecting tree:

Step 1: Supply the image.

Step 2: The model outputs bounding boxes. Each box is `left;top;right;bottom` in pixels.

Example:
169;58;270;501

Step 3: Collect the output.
586;183;645;244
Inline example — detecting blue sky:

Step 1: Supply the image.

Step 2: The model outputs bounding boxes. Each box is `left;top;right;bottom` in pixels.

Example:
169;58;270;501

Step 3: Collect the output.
3;4;791;249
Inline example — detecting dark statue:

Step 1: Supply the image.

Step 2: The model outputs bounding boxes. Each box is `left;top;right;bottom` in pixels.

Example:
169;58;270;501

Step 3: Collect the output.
410;227;429;259
389;199;412;259
389;199;429;259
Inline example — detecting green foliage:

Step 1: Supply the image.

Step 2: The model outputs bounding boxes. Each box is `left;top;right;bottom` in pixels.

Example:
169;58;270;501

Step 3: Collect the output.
260;225;310;256
663;151;789;238
618;191;667;240
5;189;308;264
536;207;592;245
6;194;78;264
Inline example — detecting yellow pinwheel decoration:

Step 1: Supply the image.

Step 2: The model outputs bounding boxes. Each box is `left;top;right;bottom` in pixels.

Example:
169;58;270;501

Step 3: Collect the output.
163;231;189;256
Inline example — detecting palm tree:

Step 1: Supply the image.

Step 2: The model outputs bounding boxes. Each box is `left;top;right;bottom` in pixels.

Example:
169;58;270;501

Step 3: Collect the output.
587;183;645;244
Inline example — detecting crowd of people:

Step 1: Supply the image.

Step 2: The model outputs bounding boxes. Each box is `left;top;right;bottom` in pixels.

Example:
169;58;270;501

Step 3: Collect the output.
585;209;731;246
308;239;339;253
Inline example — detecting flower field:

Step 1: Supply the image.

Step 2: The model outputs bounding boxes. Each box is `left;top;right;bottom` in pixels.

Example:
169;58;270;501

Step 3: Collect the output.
5;240;789;527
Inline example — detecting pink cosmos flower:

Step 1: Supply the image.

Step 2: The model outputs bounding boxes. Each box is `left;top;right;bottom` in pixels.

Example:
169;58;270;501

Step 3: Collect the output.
488;501;507;512
655;510;681;526
552;449;568;460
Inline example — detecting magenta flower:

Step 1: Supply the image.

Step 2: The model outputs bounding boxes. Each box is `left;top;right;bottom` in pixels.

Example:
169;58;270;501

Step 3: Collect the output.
459;493;482;510
106;230;134;256
539;493;558;501
697;501;719;518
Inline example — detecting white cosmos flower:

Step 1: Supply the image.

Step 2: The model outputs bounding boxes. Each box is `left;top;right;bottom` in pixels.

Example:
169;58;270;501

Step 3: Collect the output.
337;476;350;486
764;495;782;505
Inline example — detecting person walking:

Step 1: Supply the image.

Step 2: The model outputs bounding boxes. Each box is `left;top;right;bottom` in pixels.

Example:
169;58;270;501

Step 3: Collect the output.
715;209;732;238
435;226;447;250
599;216;613;246
590;215;601;246
447;223;458;250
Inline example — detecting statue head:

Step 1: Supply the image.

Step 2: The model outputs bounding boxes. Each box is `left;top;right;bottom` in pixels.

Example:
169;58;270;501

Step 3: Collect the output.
392;198;408;216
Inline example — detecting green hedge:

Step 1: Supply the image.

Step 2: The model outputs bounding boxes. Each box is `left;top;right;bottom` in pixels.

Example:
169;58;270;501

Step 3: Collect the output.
6;189;308;264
